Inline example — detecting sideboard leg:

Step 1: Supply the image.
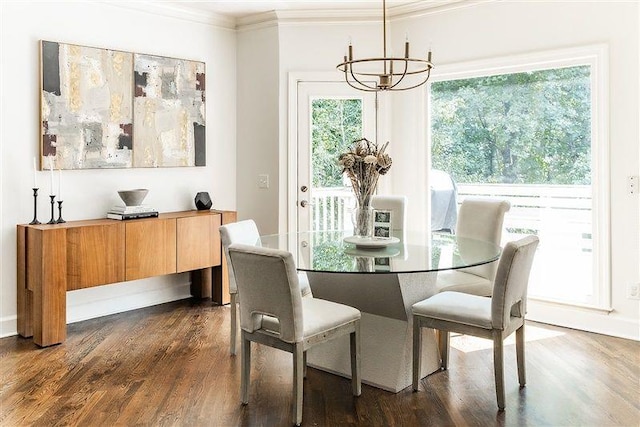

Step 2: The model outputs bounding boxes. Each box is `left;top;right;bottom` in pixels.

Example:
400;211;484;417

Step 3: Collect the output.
191;268;213;299
17;226;33;338
32;228;67;347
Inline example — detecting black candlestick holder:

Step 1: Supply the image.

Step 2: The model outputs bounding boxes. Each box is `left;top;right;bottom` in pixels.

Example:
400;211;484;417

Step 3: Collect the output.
56;200;66;224
47;195;56;224
29;188;41;225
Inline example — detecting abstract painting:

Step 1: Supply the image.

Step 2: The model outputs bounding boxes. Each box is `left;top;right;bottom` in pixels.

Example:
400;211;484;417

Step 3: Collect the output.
40;41;206;169
41;40;133;169
133;54;206;167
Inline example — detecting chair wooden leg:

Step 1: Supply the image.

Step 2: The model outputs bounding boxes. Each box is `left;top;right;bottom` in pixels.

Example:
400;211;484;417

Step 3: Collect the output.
439;330;450;370
350;324;361;396
293;343;304;426
516;325;526;387
240;331;251;404
492;330;505;411
412;317;422;391
230;293;238;355
303;350;307;379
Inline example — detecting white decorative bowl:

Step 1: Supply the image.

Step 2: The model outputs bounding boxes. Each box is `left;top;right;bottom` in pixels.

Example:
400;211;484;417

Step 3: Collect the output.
117;189;149;206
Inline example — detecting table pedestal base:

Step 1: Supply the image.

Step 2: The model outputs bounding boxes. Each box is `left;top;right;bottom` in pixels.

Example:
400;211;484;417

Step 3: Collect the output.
306;271;443;392
308;312;440;392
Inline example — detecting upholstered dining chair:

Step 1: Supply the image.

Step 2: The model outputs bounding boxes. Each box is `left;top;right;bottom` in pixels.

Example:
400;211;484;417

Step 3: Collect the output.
412;235;539;410
436;197;511;296
228;244;362;426
371;195;407;241
220;220;312;355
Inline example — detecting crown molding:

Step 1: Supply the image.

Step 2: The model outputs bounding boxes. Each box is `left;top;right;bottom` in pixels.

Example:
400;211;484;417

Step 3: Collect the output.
236;0;497;31
102;0;498;32
390;0;498;20
237;8;385;31
101;1;236;30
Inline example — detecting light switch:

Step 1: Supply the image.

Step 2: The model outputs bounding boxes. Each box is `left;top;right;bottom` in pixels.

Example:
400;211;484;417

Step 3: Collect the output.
258;174;269;189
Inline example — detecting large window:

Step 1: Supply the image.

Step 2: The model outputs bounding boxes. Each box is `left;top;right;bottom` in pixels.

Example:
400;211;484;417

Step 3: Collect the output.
428;47;609;308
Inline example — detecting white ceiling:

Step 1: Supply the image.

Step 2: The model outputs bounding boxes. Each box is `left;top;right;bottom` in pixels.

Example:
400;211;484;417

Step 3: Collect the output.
164;1;432;19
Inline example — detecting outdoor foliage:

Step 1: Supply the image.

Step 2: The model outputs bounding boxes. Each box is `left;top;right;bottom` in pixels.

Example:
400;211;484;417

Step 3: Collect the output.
311;98;363;187
430;66;592;185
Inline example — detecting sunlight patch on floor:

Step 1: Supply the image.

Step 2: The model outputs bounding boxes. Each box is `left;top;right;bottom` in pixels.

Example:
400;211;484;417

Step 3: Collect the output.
449;325;565;353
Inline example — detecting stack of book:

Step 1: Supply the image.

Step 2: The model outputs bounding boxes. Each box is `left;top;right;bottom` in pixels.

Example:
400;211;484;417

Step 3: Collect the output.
107;205;159;220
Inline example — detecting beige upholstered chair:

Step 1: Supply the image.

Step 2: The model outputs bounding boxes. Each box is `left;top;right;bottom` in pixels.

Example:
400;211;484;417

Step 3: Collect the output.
228;244;361;426
436;197;511;296
412;235;539;410
220;220;312;355
371;195;407;241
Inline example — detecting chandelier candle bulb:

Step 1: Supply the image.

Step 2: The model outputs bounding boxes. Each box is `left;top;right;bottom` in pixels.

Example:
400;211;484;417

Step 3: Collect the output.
57;169;62;201
348;44;353;61
33;157;37;188
405;41;409;58
48;156;54;196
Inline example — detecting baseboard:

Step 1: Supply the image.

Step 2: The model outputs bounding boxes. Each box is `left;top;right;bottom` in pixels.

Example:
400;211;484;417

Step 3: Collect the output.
67;280;192;324
527;300;640;341
0;276;193;338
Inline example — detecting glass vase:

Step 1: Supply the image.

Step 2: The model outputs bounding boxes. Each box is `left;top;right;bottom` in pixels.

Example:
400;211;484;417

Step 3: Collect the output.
352;202;374;238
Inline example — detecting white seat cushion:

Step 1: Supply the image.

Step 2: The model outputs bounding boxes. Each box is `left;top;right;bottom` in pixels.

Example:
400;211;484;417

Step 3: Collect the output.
436;270;492;296
412;291;492;329
301;298;361;339
259;298;360;338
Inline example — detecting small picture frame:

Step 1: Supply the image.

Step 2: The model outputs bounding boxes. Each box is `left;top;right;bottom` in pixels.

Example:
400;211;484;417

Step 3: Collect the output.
373;209;392;239
374;257;391;271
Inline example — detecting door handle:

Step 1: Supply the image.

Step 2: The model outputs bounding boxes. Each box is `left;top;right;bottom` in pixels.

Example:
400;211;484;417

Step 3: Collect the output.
300;200;312;208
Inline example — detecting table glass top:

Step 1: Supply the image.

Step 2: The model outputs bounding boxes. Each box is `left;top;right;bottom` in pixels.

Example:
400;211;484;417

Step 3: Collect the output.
259;230;501;274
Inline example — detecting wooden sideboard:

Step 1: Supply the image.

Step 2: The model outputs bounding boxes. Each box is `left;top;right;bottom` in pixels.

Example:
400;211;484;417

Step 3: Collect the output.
17;209;236;347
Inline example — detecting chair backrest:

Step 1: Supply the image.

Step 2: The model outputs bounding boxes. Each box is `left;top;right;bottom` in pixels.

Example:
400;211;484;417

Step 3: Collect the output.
371;195;407;241
219;220;261;294
228;244;303;343
491;235;539;330
456;197;511;280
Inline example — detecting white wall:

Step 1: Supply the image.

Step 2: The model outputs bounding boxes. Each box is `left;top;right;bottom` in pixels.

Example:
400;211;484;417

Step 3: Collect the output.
0;1;237;336
238;1;639;339
236;23;280;234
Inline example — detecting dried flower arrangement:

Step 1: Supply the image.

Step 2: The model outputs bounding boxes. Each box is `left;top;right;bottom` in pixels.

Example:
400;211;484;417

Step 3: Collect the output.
338;138;392;207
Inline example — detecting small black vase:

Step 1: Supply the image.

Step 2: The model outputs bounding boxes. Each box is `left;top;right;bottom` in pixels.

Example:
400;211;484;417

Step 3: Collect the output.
194;192;212;210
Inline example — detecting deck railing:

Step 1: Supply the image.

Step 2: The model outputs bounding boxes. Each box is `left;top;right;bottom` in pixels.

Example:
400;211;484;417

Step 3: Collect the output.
312;184;592;240
311;187;354;231
311;183;594;304
457;183;593;250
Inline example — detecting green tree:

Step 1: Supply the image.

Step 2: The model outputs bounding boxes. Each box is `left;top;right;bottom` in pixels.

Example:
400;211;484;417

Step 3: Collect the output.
431;66;591;185
311;99;363;187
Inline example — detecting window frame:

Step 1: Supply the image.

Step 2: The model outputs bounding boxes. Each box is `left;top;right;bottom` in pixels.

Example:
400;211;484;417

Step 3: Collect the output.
425;44;611;310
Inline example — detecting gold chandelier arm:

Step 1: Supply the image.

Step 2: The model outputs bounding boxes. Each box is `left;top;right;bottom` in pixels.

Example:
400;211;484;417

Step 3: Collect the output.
348;66;381;91
389;69;433;92
389;59;410;90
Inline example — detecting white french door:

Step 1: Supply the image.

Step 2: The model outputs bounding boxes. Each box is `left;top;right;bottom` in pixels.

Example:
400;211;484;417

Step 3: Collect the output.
295;81;376;233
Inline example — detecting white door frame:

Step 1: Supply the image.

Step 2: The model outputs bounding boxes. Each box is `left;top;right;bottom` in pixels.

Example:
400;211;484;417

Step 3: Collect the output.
287;72;381;235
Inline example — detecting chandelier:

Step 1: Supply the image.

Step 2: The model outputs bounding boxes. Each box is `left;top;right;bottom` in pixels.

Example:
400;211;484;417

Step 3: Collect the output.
337;0;433;92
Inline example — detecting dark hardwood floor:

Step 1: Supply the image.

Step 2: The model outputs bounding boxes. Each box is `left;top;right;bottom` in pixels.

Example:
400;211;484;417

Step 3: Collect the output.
1;299;638;426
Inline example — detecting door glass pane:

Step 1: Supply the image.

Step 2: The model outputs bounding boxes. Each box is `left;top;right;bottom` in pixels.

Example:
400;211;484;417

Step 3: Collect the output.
430;66;595;305
310;98;362;231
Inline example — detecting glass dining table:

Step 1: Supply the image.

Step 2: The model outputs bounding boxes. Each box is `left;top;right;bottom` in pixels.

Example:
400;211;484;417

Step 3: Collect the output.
260;230;501;393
